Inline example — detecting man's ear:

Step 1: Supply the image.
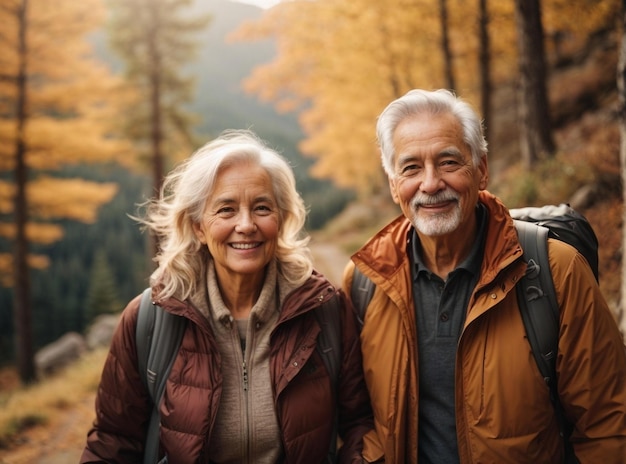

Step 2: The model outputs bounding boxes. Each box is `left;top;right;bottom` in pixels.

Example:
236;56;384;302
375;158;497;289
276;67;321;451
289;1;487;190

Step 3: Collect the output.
478;156;489;190
388;176;400;204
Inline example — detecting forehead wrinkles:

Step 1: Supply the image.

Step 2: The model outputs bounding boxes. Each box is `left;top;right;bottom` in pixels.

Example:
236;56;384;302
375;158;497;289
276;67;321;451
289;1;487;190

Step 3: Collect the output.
206;168;276;213
393;114;466;162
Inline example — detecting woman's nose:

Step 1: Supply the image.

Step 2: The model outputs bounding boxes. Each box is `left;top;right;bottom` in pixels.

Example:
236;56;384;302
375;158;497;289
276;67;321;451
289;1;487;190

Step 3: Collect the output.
235;211;256;233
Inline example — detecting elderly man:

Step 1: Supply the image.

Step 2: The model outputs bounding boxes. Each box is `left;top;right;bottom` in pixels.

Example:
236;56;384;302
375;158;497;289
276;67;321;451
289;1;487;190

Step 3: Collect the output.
344;89;626;463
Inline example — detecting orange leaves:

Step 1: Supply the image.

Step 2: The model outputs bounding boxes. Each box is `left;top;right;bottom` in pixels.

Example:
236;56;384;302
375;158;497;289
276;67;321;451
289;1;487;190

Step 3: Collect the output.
0;176;118;224
230;0;620;198
0;0;136;266
230;0;448;196
0;222;63;244
28;177;118;223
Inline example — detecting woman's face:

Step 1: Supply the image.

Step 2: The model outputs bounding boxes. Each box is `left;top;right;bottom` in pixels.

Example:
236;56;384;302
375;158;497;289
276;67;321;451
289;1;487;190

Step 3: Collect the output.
194;160;280;283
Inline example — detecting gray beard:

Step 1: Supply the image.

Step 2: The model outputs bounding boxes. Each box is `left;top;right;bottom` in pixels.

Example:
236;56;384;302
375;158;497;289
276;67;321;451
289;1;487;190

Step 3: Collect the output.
410;203;462;236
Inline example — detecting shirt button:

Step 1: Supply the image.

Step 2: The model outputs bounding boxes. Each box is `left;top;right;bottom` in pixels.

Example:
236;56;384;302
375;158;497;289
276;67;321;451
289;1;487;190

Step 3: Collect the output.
440;312;449;322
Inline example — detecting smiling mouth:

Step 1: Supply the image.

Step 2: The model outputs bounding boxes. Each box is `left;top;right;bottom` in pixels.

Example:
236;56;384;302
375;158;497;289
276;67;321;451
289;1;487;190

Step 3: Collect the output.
419;200;454;209
231;242;261;250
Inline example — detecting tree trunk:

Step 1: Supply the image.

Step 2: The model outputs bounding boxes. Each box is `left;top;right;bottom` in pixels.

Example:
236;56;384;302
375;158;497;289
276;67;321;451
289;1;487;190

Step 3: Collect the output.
439;0;455;91
148;2;163;257
513;0;555;169
617;0;626;342
478;0;491;141
13;0;35;383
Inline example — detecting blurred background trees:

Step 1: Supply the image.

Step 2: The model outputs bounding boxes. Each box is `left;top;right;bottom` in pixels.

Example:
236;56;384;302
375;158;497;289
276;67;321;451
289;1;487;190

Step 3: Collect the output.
231;0;616;196
106;0;211;254
0;0;624;382
0;0;132;381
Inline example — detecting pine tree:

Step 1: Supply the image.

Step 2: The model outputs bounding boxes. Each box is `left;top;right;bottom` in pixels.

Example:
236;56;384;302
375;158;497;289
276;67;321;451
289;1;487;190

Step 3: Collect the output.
106;0;210;193
85;250;121;324
106;0;210;255
0;0;131;382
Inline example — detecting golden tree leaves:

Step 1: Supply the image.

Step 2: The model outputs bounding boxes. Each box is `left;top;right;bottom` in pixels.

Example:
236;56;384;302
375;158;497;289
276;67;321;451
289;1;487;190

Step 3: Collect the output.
0;252;49;286
0;222;63;245
0;177;117;224
231;0;619;197
26;177;118;223
0;0;133;285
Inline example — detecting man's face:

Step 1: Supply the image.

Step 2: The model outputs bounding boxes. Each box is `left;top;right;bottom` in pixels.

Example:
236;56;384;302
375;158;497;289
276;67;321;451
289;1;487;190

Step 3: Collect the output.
388;112;488;236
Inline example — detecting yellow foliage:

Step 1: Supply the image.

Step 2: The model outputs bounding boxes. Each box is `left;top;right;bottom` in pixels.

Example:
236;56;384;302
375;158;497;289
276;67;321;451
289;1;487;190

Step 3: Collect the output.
0;176;117;224
0;222;64;244
0;253;10;287
230;0;619;197
0;180;11;213
28;176;118;223
0;252;50;286
0;0;136;173
231;0;445;196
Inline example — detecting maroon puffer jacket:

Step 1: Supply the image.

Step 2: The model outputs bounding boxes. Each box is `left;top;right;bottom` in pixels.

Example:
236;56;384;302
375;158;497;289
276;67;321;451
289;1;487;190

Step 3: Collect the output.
80;271;372;464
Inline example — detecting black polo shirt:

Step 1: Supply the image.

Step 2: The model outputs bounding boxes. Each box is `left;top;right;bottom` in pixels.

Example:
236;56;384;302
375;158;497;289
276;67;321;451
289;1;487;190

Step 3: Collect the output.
411;204;487;464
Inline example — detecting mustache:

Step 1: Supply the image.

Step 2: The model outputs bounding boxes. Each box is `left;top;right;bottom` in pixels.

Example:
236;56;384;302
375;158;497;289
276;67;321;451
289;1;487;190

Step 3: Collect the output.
411;191;459;208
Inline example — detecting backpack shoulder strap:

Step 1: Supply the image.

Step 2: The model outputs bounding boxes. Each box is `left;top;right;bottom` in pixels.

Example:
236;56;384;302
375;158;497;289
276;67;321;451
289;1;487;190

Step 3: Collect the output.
350;266;375;329
514;219;559;381
314;294;341;463
514;220;576;462
136;287;187;464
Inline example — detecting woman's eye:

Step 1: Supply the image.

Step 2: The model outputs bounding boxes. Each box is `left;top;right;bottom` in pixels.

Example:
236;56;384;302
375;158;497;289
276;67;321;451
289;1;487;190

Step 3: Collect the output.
217;207;235;215
255;204;273;214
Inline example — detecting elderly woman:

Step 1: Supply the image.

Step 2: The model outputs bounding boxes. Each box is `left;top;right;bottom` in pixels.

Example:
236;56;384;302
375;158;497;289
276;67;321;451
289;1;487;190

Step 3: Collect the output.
80;130;372;464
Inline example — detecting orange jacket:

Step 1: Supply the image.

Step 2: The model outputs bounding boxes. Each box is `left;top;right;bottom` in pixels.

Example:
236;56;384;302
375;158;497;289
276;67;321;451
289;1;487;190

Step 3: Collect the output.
344;191;626;463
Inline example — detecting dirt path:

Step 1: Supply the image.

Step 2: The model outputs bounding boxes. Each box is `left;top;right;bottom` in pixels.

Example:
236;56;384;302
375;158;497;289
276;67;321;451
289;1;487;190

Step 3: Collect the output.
0;392;95;464
310;238;351;287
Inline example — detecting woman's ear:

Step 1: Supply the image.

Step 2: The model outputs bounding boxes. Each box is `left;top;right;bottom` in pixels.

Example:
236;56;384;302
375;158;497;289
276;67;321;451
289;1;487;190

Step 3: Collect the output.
193;222;206;244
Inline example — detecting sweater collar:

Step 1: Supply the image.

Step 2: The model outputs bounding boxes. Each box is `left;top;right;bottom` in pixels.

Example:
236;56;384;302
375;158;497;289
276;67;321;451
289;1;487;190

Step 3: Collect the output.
206;258;281;327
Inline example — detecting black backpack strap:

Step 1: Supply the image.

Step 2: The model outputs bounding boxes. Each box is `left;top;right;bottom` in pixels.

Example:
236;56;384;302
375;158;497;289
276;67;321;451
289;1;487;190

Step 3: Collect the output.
350;266;375;329
514;220;559;378
514;220;577;463
136;288;187;464
314;294;341;463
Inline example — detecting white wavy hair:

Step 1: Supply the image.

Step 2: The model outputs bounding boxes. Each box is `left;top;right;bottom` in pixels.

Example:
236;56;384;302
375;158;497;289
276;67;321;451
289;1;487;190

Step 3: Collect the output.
137;129;313;300
376;89;488;177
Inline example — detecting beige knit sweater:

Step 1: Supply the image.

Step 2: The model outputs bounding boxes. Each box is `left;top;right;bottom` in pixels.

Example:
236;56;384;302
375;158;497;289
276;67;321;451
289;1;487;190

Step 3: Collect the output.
196;259;296;463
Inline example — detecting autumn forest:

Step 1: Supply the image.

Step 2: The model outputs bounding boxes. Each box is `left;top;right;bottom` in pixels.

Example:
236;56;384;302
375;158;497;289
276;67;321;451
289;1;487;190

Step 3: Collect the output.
1;0;625;384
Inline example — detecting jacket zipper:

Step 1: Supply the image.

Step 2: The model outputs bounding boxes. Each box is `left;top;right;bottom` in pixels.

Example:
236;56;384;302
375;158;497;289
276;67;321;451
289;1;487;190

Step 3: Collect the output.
242;359;249;391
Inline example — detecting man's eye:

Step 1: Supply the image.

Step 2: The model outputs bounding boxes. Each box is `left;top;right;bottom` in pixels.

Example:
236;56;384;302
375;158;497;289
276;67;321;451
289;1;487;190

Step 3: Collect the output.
401;164;420;175
440;159;461;171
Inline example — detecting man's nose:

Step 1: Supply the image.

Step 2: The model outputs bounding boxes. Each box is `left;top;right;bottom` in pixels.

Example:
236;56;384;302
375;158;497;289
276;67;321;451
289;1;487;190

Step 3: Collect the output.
419;165;444;193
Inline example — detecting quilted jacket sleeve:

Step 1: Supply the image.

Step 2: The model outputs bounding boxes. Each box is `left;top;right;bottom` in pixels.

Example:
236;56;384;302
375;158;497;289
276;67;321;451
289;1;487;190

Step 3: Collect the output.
336;289;376;464
80;294;152;463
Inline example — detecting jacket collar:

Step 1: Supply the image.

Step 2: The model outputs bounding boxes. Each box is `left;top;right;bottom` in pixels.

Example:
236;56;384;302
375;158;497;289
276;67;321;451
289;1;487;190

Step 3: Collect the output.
352;190;525;290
